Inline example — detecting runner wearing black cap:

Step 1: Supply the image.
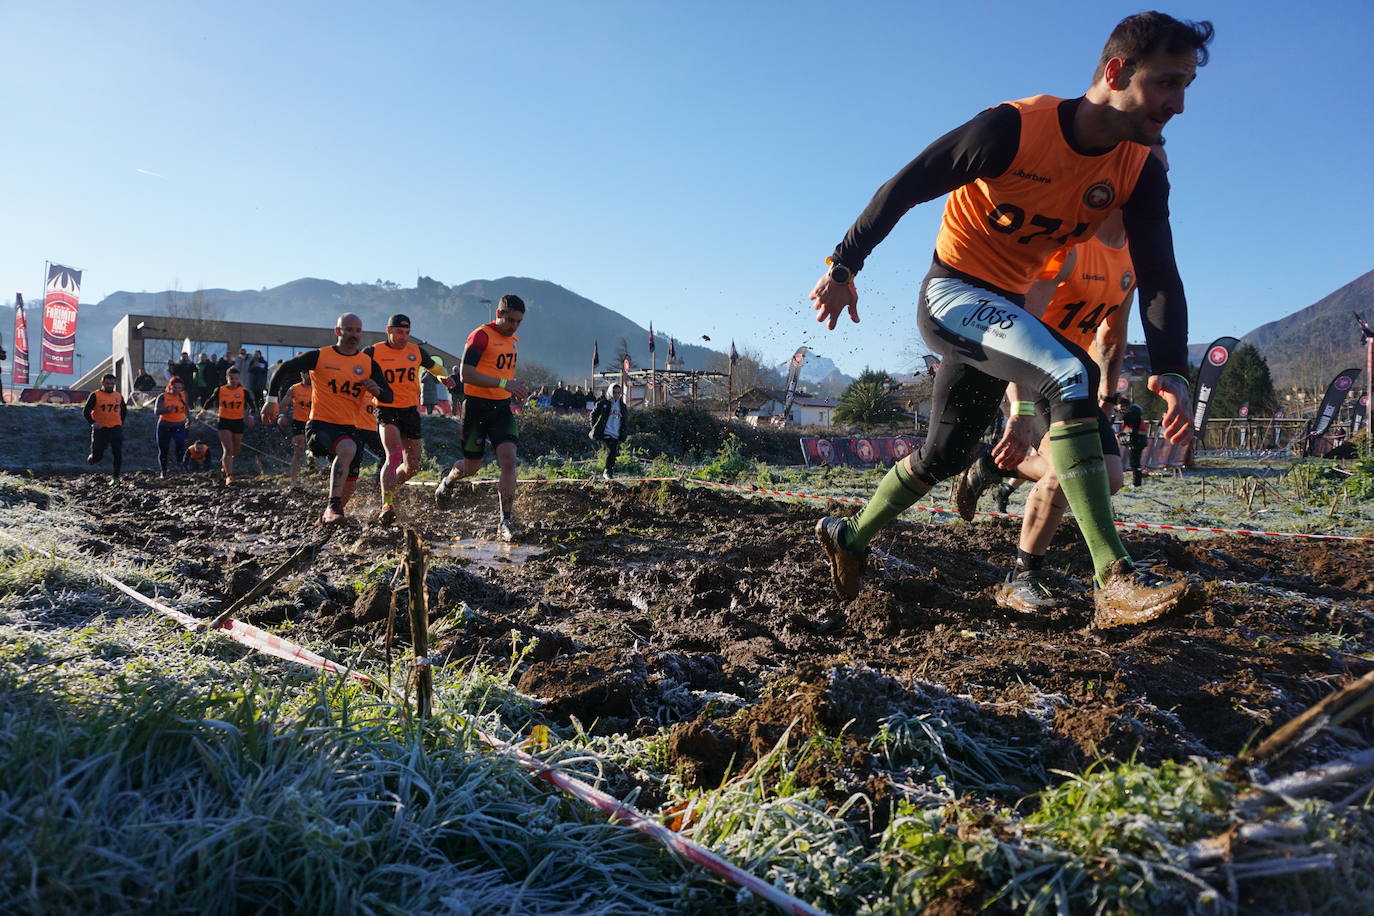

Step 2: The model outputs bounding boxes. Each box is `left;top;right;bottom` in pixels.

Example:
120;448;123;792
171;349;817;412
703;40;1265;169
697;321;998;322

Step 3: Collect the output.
362;313;450;525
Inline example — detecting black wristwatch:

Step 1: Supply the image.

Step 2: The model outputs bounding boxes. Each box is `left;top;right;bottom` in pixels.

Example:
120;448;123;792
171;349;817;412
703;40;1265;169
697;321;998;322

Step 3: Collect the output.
826;261;853;285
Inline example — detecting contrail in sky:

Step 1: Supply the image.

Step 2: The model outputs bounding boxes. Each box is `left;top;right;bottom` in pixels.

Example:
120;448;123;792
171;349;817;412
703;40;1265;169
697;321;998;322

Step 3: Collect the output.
136;168;166;178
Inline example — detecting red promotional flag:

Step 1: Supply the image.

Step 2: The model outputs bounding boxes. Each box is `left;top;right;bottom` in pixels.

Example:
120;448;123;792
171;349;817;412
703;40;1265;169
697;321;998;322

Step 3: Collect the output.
13;293;30;385
40;263;82;375
620;355;631;397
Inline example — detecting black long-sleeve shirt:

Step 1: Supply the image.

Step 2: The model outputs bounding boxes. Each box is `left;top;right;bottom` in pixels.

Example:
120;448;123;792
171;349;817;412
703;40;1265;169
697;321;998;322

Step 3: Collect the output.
82;392;128;425
832;98;1188;378
201;385;262;414
267;347;394;404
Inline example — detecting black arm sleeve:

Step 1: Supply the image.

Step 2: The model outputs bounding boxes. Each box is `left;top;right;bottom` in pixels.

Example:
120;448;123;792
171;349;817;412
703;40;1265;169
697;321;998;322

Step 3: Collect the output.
1122;155;1189;377
369;360;394;405
120;398;128;422
268;351;321;399
202;387;220;411
833;104;1020;273
82;393;97;424
244;388;261;415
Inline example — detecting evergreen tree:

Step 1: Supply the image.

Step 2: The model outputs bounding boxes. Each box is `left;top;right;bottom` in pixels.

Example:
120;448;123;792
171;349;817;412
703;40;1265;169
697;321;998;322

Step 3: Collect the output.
1211;343;1277;417
835;369;906;427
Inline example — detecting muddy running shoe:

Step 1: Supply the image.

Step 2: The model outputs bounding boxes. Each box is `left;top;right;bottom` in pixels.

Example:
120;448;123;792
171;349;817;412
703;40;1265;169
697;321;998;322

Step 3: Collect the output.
498;518;521;542
375;505;398;526
993;569;1057;614
815;517;869;601
952;450;996;522
224;475;235;487
321;506;348;525
434;469;463;503
993;482;1015;515
1092;558;1198;629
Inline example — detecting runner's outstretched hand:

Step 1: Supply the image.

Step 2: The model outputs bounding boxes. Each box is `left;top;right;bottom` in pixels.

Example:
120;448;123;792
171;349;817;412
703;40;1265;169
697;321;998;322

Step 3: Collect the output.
1149;374;1194;445
809;272;859;331
991;415;1033;470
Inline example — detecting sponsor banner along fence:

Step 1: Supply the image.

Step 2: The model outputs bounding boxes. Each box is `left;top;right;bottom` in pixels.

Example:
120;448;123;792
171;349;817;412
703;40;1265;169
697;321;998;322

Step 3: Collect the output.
800;435;922;467
13;293;30;385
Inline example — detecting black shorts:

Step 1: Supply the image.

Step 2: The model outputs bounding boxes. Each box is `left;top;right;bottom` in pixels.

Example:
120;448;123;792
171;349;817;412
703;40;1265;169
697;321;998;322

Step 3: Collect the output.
1025;407;1120;458
218;418;246;434
349;428;386;478
377;405;423;440
290;419;307;436
306;420;356;459
460;397;519;459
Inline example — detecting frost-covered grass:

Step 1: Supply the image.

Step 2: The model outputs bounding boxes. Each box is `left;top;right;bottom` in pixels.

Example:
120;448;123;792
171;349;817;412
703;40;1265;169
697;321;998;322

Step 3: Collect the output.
2;467;1372;915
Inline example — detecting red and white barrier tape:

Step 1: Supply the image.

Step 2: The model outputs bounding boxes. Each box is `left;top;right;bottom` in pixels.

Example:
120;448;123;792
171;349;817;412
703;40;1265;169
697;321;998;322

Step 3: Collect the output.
679;477;1374;544
0;529;831;915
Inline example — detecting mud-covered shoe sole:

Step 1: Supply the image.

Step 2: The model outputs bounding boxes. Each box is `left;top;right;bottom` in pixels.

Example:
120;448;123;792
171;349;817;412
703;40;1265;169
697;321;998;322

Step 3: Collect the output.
815;517;867;602
1092;578;1198;628
951;467;983;522
993;581;1056;614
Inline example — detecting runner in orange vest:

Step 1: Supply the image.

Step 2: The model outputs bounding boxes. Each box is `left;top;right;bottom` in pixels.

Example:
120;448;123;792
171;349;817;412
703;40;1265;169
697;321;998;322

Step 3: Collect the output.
434;294;530;542
198;366;261;486
154;377;191;479
363;313;449;525
264;313;394;524
809;12;1211;626
82;373;128;483
281;371;313;487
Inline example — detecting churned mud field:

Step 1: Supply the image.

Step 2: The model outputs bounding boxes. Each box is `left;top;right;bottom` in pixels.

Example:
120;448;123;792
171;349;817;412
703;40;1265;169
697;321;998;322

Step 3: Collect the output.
4;459;1374;913
44;470;1374;777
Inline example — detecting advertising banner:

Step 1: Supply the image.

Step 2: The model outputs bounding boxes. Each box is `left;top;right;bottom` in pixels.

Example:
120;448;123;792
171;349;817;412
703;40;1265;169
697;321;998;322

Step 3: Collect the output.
40;263;83;374
13;293;30;385
1310;368;1360;439
799;435;922;468
1191;336;1238;442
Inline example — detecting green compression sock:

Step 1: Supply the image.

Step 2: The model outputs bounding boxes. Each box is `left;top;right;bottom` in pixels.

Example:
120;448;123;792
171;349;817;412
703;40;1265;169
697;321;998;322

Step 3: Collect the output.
844;461;930;552
1048;419;1129;584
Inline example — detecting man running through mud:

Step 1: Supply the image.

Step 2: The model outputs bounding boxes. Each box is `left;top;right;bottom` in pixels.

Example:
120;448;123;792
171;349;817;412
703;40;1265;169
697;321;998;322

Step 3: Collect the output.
363;314;449;525
154;377;191;479
199;366;260;487
435;294;530;542
281;371;312;487
951;205;1137;613
809;12;1210;626
82;373;127;484
264;313;393;524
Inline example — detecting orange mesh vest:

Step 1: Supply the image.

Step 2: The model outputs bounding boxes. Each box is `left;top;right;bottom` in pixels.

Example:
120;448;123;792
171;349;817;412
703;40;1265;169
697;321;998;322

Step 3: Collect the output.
935;95;1150;294
289;383;312;418
91;390;124;428
189;442;209;461
309;347;373;425
214;385;247;420
1039;238;1135;350
463;324;518;401
371;342;424;409
354;392;379;431
160;389;187;423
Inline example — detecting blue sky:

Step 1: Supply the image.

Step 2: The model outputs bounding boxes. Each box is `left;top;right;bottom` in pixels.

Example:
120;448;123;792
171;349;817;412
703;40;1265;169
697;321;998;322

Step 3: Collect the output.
3;0;1372;377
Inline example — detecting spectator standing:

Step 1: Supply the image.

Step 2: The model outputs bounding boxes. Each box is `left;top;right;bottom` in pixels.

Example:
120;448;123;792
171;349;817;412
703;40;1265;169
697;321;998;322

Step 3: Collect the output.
248;349;269;401
589;383;630;480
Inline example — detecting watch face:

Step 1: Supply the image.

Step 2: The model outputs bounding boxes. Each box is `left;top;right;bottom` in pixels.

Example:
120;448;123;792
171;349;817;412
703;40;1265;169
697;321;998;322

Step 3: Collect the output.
830;265;851;284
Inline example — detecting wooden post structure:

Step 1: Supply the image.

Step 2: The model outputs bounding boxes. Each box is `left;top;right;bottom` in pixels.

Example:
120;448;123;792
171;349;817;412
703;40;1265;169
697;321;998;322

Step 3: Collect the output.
404;528;432;719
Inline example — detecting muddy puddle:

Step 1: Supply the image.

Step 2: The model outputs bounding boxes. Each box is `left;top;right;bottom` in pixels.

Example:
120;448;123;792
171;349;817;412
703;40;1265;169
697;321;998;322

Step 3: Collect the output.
21;470;1374;801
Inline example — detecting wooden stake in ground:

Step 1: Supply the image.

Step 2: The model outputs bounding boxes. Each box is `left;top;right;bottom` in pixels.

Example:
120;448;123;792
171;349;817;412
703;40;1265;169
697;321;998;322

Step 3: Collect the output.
1233;667;1374;773
206;534;331;629
404;528;432;719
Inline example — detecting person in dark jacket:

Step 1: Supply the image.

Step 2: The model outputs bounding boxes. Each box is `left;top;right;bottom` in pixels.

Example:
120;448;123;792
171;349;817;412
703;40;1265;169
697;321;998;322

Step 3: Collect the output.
589;383;630;480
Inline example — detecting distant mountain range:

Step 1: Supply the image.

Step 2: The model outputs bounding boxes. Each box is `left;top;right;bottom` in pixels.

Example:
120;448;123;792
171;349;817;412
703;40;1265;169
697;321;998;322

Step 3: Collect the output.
3;268;1369;393
1237;268;1374;391
28;276;724;383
